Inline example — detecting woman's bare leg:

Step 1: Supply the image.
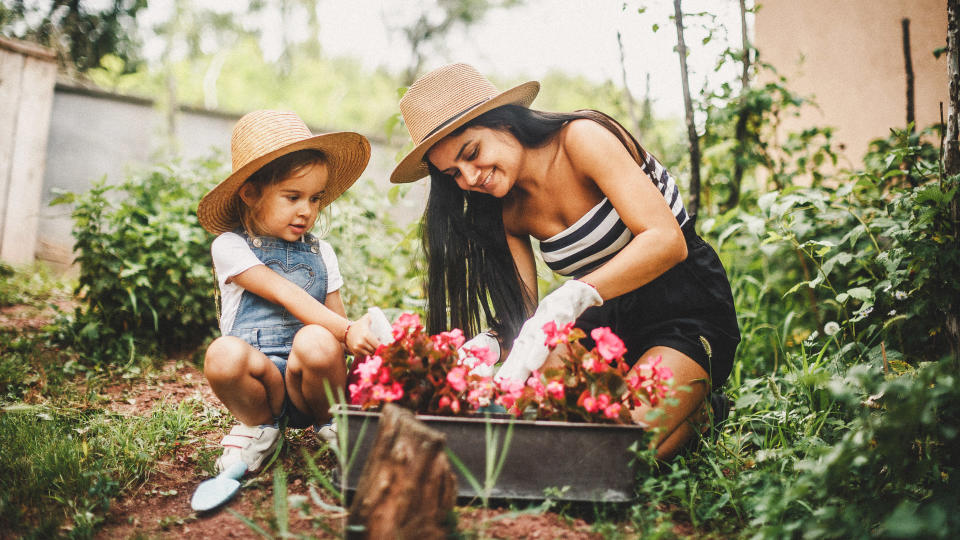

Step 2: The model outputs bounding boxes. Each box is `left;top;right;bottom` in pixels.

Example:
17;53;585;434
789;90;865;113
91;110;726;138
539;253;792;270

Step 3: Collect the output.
630;346;711;460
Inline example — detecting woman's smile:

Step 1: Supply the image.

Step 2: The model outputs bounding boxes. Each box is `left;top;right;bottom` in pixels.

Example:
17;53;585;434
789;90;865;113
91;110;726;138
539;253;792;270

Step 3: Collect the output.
427;126;523;197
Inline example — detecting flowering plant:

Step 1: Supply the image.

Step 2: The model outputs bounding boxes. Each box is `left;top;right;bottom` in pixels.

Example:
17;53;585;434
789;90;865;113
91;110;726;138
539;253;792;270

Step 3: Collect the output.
348;313;674;424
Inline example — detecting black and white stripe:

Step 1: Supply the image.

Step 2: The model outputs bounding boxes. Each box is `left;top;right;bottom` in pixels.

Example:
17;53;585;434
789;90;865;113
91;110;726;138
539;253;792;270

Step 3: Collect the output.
539;155;688;278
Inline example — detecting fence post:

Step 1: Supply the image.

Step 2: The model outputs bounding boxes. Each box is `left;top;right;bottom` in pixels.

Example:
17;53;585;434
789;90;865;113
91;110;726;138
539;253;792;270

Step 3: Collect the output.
0;37;57;265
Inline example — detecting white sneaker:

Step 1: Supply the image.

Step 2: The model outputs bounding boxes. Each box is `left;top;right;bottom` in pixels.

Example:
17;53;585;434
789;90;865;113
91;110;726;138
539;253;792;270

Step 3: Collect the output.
215;423;282;474
315;421;338;446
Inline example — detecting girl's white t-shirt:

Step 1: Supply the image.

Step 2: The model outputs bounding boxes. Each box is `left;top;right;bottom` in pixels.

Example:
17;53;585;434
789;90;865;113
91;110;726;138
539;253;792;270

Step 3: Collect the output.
211;232;344;334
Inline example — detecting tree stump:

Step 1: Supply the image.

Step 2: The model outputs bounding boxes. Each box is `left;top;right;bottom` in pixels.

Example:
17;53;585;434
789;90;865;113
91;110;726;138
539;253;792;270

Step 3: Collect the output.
347;404;457;539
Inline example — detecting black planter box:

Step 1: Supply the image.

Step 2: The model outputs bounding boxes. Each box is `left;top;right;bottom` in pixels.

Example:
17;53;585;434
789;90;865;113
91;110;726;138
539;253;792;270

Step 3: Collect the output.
333;405;648;502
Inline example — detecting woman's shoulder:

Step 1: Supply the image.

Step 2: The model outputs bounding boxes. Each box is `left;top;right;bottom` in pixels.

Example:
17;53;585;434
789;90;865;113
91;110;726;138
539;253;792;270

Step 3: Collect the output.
560;117;623;151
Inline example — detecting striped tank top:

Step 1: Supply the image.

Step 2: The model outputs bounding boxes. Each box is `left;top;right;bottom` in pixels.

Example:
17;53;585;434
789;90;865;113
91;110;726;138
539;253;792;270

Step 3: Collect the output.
539;154;689;278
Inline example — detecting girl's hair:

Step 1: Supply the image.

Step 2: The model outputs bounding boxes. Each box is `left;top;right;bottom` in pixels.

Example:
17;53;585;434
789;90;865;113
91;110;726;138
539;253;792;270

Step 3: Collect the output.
238;149;327;236
423;105;650;347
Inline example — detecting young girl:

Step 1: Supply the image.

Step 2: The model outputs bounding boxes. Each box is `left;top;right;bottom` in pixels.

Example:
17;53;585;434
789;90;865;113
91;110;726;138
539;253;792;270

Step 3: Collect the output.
390;64;740;459
197;110;382;474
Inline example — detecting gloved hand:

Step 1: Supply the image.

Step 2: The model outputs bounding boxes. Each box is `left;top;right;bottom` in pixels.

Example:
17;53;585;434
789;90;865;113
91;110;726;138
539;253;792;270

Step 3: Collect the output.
457;331;500;378
366;307;394;345
494;280;603;382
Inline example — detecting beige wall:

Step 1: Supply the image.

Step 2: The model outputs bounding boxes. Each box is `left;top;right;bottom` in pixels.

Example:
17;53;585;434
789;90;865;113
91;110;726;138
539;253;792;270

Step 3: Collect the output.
754;0;948;166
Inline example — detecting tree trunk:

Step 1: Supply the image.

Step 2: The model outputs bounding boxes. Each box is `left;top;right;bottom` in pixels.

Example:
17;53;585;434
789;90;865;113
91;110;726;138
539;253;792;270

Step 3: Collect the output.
944;0;960;365
902;18;916;130
726;0;752;211
347;404;457;539
617;30;640;136
673;0;701;226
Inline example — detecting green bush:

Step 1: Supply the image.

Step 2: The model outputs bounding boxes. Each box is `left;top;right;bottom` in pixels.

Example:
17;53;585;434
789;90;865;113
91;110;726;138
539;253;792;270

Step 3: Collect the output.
325;178;423;319
702;124;959;376
51;158;224;365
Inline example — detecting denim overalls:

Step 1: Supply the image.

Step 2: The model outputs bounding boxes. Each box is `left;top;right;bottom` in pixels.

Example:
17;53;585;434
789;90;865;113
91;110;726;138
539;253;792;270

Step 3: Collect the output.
227;229;328;428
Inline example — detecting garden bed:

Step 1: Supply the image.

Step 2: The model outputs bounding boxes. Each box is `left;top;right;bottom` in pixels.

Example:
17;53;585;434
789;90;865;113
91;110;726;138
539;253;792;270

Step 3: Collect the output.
335;405;649;502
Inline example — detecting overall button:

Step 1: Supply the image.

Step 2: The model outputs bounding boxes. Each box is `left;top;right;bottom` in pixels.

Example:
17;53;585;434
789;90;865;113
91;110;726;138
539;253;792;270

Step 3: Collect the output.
252;238;263;248
310;245;319;254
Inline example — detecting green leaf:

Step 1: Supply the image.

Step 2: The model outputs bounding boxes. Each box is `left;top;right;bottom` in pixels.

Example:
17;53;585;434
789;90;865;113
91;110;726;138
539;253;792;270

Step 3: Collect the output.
845;287;873;302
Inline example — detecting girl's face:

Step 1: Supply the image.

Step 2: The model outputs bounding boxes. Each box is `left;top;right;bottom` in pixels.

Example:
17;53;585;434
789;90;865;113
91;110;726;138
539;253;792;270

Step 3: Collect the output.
242;162;328;241
427;126;523;198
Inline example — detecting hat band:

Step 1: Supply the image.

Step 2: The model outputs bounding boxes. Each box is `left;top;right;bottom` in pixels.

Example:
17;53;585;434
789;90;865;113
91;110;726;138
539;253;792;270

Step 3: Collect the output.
420;98;489;141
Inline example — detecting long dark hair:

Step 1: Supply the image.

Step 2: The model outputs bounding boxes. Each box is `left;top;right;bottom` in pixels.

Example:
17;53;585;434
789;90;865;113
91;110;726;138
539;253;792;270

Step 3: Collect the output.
422;105;649;346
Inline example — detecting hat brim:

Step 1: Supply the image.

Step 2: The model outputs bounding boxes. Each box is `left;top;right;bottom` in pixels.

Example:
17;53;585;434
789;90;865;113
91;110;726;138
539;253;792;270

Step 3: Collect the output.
198;132;370;235
389;80;540;184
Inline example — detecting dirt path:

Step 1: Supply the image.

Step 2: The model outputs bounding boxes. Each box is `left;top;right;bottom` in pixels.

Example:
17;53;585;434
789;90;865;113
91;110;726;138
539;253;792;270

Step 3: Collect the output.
90;360;610;538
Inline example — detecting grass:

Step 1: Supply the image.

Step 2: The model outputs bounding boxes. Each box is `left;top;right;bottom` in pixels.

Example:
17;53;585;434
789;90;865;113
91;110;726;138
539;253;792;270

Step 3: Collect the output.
0;261;74;308
0;399;210;539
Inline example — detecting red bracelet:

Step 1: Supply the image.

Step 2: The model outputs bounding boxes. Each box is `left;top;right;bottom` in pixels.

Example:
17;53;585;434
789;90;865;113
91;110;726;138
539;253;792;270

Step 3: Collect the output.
343;322;353;343
578;280;599;292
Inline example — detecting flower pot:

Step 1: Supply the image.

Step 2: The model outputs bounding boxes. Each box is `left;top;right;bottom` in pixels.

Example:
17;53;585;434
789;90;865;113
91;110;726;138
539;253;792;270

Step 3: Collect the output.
333;405;649;502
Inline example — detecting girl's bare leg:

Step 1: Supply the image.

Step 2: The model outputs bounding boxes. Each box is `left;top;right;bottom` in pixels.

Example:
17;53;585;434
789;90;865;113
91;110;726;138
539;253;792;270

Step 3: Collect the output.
285;324;347;425
204;336;285;426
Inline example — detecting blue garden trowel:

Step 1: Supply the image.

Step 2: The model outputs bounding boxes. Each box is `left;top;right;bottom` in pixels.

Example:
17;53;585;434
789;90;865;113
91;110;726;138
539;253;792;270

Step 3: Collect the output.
190;461;248;512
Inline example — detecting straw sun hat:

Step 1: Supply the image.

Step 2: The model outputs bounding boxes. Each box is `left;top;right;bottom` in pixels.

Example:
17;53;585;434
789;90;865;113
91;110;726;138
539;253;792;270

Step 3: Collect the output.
198;110;370;235
390;63;540;184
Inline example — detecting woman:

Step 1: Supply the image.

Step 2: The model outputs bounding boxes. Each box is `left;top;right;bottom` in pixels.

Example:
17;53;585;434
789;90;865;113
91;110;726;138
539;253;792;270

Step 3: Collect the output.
391;63;739;458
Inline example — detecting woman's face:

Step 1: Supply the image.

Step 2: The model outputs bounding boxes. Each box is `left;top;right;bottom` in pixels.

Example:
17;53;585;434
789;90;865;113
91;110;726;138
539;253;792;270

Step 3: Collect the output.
427;126;523;197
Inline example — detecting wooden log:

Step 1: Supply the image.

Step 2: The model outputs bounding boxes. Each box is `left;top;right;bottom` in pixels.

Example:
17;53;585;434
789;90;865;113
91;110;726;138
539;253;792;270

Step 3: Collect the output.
347;404;457;539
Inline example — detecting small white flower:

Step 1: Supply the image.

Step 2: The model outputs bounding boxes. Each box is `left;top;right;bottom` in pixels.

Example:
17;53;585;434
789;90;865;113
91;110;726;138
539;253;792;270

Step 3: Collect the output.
824;322;841;336
888;310;897;316
894;290;908;300
862;306;874;317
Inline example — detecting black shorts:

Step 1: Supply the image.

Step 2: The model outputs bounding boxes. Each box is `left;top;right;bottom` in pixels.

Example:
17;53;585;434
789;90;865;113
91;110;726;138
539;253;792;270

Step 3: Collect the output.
575;227;740;390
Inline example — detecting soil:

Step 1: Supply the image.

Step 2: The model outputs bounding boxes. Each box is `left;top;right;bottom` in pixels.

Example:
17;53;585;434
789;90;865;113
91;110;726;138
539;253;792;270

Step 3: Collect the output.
7;302;639;539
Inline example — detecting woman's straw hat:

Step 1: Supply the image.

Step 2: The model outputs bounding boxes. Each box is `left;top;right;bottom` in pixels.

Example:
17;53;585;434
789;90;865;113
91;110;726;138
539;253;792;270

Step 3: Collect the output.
390;63;539;184
198;110;370;235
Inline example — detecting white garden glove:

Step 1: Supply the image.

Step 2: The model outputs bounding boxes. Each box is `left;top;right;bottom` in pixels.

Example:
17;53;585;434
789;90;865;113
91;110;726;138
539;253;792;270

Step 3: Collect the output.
457;331;501;378
367;307;394;345
495;280;603;382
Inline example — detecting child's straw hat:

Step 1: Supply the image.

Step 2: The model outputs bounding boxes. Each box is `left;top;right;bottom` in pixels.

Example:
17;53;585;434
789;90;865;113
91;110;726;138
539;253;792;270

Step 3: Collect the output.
389;63;539;184
198;110;370;235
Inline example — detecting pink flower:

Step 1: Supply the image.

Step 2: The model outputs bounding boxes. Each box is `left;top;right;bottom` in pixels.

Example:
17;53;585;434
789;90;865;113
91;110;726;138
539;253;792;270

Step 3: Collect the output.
580;390;604;413
392;312;422;340
525;371;546;397
468;379;496;408
432;328;465;350
356;356;383;384
371;382;403;402
546;380;565;400
438;395;461;413
595;393;611;410
591;327;626;361
467;345;497;366
446;366;468;392
542;320;575;347
603;402;622;419
582;353;607;374
495;378;525;410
